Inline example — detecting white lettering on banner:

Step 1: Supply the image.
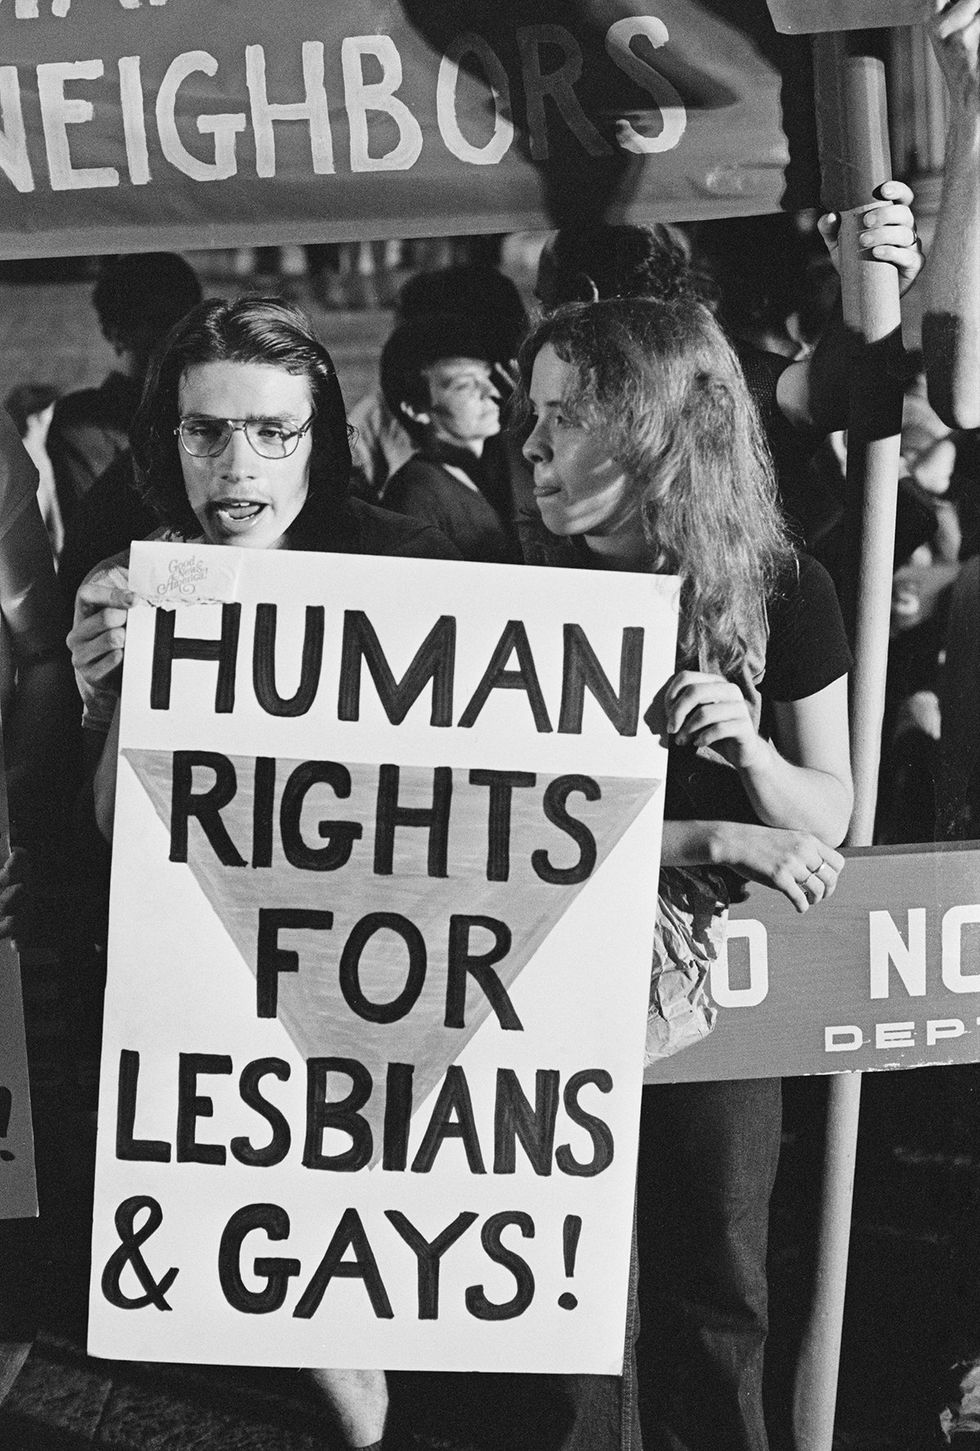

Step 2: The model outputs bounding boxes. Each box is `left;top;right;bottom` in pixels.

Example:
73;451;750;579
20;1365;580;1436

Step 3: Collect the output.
0;65;33;191
119;55;151;184
826;1018;974;1055
710;918;769;1008
8;0;170;13
875;1021;914;1050
516;25;610;161
342;35;424;173
825;1026;863;1052
245;42;335;178
37;59;119;190
941;904;980;993
156;51;246;182
437;32;514;167
605;18;686;154
869;907;927;999
928;1018;967;1045
0;21;688;196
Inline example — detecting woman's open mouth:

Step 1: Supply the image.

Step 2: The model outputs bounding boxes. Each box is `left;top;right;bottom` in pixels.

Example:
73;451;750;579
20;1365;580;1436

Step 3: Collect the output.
210;498;266;527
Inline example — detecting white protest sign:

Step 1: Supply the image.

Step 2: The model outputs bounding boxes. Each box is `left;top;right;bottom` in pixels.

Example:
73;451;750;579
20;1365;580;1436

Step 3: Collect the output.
88;541;677;1374
0;936;34;1220
0;711;37;1221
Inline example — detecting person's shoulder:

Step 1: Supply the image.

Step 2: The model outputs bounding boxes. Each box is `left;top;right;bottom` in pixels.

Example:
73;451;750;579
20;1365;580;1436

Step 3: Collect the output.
383;453;447;499
734;339;790;387
0;409;38;529
52;373;138;431
347;496;462;559
773;549;836;603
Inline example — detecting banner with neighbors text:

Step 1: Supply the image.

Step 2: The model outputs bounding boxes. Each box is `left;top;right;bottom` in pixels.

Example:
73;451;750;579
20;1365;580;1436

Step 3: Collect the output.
0;0;818;260
646;842;980;1083
87;541;677;1373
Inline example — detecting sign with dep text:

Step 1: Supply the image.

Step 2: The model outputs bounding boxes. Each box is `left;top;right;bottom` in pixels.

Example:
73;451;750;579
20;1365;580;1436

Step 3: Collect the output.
87;541;677;1373
646;842;980;1083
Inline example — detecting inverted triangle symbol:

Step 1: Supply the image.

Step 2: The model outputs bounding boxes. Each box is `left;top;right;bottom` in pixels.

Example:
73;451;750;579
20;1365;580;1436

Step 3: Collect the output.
123;749;661;1145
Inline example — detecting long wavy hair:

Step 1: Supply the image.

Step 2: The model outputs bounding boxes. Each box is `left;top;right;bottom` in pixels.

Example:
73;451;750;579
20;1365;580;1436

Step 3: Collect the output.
130;295;352;540
515;296;795;675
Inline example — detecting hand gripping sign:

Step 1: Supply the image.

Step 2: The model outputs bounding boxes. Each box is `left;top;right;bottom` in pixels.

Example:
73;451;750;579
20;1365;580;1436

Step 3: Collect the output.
646;841;980;1083
87;542;677;1374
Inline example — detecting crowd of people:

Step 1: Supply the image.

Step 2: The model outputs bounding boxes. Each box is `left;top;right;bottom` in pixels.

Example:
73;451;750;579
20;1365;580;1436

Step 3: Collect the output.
1;3;979;1450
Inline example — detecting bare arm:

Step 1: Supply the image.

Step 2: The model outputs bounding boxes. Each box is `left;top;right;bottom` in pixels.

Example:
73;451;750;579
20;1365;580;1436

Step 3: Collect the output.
922;0;980;429
777;182;922;433
661;671;853;912
67;574;136;845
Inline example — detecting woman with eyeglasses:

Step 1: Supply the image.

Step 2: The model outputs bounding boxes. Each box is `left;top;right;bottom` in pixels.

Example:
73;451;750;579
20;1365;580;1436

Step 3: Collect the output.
67;294;459;1451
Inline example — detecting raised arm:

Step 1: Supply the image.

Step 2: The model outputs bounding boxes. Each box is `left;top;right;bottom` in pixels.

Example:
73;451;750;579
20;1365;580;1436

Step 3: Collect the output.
777;181;922;433
66;572;137;844
922;0;980;429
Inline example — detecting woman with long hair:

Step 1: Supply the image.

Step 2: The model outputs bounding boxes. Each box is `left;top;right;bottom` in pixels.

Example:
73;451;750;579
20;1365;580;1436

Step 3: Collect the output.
68;294;460;1451
518;295;853;1451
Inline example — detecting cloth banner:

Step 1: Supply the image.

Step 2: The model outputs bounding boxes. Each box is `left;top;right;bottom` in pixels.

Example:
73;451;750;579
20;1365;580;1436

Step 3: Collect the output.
0;0;817;260
87;541;677;1373
645;843;980;1082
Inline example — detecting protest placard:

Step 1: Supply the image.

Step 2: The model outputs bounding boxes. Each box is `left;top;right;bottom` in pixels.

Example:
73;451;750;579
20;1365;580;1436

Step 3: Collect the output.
0;945;36;1223
645;842;980;1083
0;719;37;1222
87;541;677;1374
0;0;817;258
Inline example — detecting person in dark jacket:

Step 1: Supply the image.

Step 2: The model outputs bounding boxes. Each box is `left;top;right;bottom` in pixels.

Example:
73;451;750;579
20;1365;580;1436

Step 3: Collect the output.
380;312;522;564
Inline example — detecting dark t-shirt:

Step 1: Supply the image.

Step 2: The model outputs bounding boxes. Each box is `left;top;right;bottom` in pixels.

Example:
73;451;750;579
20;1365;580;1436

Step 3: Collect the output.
735;341;824;544
384;440;522;565
665;552;852;826
763;551;853;701
47;371;142;527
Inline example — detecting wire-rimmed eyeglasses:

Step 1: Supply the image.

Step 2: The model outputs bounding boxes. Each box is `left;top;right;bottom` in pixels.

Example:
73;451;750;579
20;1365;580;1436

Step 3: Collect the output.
175;415;315;459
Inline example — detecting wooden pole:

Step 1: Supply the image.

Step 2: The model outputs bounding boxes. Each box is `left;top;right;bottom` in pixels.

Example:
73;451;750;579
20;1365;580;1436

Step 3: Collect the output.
791;30;904;1451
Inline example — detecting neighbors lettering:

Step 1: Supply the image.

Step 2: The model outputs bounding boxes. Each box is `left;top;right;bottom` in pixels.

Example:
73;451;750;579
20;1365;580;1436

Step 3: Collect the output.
0;13;685;194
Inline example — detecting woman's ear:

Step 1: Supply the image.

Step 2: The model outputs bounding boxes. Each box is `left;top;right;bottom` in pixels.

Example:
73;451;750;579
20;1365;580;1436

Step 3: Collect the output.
399;400;430;428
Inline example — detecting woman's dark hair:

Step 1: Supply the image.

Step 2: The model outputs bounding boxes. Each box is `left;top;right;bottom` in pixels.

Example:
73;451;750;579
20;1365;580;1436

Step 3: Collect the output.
379;312;495;441
396;264;528;363
543;223;700;309
93;252;203;355
130;295;352;538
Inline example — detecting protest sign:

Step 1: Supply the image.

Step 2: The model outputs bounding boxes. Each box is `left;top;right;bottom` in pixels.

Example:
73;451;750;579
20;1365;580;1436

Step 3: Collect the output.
645;842;980;1083
0;718;37;1221
87;541;677;1373
0;0;817;259
0;937;34;1221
